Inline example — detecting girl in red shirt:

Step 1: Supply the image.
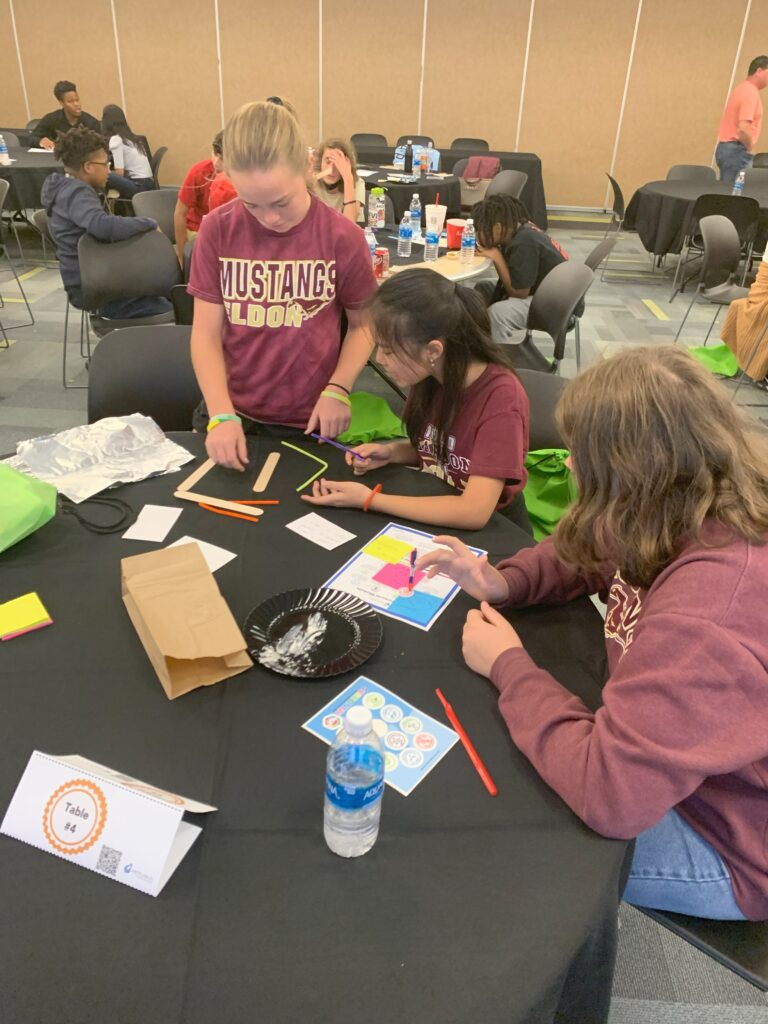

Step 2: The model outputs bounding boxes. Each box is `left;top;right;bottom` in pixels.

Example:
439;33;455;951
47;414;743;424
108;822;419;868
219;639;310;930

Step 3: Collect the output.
303;268;530;532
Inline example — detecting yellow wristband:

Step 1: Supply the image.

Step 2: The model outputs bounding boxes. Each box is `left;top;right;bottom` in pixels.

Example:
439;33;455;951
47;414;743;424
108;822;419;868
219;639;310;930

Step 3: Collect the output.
321;389;351;407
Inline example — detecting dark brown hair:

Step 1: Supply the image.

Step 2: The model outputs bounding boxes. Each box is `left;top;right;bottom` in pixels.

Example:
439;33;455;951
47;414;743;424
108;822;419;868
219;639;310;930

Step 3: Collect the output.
554;345;768;588
54;125;108;169
369;268;516;465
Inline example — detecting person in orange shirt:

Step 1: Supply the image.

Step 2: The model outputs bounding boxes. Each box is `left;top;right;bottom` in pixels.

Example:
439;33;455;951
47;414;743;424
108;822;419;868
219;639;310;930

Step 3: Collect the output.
716;56;768;185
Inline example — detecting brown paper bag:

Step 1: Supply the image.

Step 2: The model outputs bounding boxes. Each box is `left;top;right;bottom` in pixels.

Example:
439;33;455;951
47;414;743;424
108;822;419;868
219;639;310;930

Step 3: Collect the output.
121;543;252;699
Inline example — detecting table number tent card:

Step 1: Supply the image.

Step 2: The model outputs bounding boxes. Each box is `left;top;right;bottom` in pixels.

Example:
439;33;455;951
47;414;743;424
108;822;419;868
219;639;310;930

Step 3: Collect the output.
1;752;216;897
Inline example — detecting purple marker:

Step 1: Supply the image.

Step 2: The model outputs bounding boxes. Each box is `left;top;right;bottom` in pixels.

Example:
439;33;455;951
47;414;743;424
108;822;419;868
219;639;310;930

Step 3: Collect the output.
310;433;366;461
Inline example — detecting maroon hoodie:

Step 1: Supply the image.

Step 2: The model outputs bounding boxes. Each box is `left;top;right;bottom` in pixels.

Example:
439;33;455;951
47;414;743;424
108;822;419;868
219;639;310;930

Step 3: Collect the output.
489;523;768;920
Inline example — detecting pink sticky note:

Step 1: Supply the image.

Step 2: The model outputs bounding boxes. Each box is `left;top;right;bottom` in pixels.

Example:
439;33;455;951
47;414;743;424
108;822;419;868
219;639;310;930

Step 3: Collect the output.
373;562;425;590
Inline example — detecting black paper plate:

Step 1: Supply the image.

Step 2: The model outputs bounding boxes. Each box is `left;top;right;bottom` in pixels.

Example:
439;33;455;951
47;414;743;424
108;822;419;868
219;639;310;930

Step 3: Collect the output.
244;587;383;679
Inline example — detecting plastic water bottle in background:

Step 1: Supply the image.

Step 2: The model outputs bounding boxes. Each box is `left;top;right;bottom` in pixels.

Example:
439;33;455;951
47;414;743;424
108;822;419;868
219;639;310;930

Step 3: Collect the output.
409;193;422;237
364;226;377;266
397;211;413;257
0;135;10;167
421;144;430;176
732;169;746;197
424;227;439;262
324;706;385;858
403;139;414;175
460;218;476;264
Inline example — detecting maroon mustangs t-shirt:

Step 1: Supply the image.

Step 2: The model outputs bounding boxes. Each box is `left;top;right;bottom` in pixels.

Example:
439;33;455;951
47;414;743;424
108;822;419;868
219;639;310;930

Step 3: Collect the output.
188;195;376;427
414;364;529;509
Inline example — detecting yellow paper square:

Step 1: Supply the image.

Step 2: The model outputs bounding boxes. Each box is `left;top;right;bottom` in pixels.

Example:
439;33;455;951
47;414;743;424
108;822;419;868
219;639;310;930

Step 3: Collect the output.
0;592;51;636
362;537;413;564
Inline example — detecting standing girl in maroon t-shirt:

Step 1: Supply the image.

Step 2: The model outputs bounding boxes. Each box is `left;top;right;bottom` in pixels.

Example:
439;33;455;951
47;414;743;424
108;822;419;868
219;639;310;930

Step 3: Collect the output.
303;269;530;532
188;101;376;470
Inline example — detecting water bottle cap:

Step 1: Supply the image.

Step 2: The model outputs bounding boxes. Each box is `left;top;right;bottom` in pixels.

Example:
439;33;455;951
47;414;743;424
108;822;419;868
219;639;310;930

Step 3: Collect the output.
345;706;373;737
466;218;473;225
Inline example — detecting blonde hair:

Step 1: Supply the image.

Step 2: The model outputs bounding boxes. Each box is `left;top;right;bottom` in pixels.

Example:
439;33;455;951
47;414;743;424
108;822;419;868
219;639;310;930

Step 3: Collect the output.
554;345;768;588
224;100;307;176
314;137;359;189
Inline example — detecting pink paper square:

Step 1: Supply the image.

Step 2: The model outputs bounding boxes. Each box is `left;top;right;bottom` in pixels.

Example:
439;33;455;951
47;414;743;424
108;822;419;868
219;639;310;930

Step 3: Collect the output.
372;562;425;590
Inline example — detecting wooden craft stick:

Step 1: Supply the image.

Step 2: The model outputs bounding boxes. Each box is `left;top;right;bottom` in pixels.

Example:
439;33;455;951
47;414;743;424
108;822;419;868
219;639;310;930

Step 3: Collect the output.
252;452;281;493
173;491;264;517
177;458;215;493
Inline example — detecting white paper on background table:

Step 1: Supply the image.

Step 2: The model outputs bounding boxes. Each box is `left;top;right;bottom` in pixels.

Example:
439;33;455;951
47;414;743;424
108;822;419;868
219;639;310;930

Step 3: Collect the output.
324;522;485;631
285;512;356;551
123;504;183;542
167;536;236;572
303;676;458;796
27;148;50;153
356;168;377;178
0;752;216;897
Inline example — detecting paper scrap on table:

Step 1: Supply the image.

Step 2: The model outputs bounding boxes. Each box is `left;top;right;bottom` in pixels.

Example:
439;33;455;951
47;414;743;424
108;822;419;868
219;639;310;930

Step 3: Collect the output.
0;592;52;641
27;148;50;153
356;168;377;178
167;536;237;573
123;504;182;542
285;512;356;551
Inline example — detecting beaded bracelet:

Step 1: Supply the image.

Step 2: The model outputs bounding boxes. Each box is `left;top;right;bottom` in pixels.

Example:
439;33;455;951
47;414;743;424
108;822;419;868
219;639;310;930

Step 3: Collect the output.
320;389;351;407
207;413;242;433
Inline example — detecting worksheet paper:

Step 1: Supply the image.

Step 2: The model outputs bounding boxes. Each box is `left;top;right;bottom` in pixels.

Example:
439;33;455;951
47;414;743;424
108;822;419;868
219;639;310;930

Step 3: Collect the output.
167;536;236;573
285;512;356;551
324;522;485;631
303;676;458;796
123;504;182;542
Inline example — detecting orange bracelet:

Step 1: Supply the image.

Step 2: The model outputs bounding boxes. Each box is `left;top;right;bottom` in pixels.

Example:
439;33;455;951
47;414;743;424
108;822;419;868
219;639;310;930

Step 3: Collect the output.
363;483;382;512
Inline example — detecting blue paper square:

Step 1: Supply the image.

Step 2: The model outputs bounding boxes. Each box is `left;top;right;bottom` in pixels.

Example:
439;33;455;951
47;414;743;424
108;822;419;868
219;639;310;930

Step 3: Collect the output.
388;590;443;627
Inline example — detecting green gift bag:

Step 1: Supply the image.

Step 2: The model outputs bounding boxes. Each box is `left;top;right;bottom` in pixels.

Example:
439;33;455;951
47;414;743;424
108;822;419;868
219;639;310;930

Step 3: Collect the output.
523;449;577;542
0;464;57;554
338;392;407;446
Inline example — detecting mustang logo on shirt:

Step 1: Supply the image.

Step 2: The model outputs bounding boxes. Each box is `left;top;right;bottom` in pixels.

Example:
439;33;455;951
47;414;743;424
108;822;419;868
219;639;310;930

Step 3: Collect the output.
604;570;643;657
219;257;337;328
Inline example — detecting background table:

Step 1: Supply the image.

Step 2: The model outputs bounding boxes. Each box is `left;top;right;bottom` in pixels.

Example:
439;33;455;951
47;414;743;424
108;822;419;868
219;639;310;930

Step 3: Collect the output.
0;147;57;212
363;169;462;220
0;434;628;1024
355;145;548;229
624;179;768;257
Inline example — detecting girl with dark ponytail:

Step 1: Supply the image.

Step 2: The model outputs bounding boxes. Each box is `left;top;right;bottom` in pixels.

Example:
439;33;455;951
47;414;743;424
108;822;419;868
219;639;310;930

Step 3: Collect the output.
303;268;531;531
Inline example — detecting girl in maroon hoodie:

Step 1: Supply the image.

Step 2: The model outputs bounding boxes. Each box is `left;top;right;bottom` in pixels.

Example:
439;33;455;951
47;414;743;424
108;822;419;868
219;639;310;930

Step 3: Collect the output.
418;346;768;920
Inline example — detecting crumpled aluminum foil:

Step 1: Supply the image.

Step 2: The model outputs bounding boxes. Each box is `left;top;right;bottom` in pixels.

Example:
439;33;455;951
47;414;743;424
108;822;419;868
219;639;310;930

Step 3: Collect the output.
4;414;194;503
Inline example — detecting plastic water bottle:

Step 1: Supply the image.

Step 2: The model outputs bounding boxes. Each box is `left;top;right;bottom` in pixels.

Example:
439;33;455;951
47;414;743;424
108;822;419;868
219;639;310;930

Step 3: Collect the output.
0;135;10;167
369;187;386;230
424;226;439;262
364;226;377;265
409;194;422;237
403;139;414;175
732;169;746;197
324;706;385;858
421;144;431;176
397;211;413;257
460;218;476;264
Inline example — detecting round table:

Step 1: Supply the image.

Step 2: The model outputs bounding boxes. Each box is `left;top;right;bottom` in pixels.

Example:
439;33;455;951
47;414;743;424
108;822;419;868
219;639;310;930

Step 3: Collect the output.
0;147;57;212
0;433;629;1024
363;168;462;221
377;231;492;282
624;179;768;257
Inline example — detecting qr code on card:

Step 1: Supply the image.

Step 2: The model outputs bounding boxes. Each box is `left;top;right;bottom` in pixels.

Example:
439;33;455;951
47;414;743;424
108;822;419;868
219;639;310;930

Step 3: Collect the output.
96;844;122;877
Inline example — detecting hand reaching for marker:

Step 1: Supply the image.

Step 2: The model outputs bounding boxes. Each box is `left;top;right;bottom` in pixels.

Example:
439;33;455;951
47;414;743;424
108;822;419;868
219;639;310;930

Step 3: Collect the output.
416;536;509;604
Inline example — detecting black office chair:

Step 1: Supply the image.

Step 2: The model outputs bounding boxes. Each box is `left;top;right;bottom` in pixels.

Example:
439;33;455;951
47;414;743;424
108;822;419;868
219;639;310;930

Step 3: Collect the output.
87;324;202;430
752;153;768;169
673;215;749;345
452;157;469;178
511;261;595;374
183;238;196;283
744;167;768;185
515;368;569;450
1;132;20;148
171;284;194;326
0;179;34;341
150;146;168;188
669;194;759;301
25;118;40;131
451;137;489;152
351;133;388;147
666;165;717;183
584;235;618;273
485;169;528;200
132;187;180;243
396;135;435;148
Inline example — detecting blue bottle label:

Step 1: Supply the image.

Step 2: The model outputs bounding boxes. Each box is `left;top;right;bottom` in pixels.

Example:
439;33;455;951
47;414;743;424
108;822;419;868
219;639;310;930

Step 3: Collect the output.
325;746;384;810
399;226;413;239
425;231;438;244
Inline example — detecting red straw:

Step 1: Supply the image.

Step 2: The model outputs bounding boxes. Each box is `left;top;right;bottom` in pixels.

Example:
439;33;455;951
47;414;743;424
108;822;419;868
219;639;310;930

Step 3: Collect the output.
435;192;440;205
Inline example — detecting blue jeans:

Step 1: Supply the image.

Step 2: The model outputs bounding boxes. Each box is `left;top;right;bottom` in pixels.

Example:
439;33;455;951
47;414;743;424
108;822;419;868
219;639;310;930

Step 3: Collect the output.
106;172;156;198
623;809;746;920
715;141;753;186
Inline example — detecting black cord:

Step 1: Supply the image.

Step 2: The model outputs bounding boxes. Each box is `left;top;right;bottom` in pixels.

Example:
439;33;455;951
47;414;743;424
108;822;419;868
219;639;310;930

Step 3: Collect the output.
58;495;135;534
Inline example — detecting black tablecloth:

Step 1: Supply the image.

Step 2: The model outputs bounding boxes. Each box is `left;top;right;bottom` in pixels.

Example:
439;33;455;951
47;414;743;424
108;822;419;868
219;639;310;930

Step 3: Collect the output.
624;179;768;256
0;434;627;1024
364;170;462;220
356;146;548;229
0;147;58;212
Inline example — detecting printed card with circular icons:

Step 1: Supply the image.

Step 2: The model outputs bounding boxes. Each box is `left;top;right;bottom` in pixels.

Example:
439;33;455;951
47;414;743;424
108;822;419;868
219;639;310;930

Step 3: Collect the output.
1;751;217;897
302;675;458;796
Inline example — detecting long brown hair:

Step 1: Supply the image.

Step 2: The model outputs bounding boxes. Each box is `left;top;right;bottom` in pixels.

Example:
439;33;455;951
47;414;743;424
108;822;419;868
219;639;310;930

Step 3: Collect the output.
314;137;359;190
555;345;768;588
369;269;516;465
224;100;306;176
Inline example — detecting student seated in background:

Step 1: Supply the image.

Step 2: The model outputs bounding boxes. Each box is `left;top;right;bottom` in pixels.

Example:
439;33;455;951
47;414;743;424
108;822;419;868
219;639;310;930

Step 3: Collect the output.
33;80;101;149
101;104;155;198
418;346;768;922
41;126;171;320
313;138;366;223
472;194;573;345
173;131;223;265
303;269;531;532
720;247;768;391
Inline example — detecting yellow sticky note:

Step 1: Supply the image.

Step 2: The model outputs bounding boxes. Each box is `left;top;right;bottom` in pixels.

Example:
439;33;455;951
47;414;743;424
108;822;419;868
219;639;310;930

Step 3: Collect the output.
0;592;51;638
362;537;414;564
